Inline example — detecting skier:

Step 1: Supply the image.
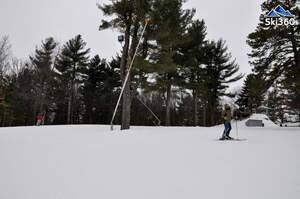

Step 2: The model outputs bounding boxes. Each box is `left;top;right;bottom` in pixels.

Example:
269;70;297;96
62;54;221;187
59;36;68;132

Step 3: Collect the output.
220;104;233;140
36;113;43;126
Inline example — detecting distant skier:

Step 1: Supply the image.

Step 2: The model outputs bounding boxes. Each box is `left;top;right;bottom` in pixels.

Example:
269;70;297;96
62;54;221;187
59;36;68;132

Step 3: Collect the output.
220;104;233;140
36;113;43;126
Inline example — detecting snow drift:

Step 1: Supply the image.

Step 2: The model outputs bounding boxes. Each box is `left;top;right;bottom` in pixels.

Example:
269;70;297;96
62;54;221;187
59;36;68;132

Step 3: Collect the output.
245;113;278;127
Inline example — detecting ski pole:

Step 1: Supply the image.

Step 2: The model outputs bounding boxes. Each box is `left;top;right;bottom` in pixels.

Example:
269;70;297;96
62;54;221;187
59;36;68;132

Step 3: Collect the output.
235;118;239;140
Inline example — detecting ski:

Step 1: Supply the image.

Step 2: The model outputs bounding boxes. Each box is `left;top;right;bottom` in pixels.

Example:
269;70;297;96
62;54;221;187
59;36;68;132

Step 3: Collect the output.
216;138;247;141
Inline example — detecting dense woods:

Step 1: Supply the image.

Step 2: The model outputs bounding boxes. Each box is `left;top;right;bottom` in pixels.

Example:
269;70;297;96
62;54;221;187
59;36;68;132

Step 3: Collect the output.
0;0;299;128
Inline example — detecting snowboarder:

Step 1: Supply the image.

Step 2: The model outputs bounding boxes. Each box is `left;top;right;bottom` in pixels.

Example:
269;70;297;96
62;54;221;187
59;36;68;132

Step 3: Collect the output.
220;104;233;140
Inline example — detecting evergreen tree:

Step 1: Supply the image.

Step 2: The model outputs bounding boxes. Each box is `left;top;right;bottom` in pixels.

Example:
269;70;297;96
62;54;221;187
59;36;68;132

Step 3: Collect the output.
30;37;57;121
147;0;195;126
202;39;243;126
265;86;286;124
55;35;90;124
177;19;207;126
236;74;266;116
6;64;37;126
82;55;121;124
247;0;300;113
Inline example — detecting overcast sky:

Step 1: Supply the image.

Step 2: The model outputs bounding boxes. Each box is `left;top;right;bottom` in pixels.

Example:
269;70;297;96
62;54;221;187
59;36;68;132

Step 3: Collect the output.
0;0;265;89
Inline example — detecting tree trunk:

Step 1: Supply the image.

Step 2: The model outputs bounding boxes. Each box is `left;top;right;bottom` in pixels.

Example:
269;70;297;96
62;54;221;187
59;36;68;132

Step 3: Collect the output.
67;81;73;124
120;18;140;130
193;90;198;126
120;22;131;130
88;107;93;124
67;94;71;124
210;103;215;126
121;75;132;130
32;103;36;125
165;84;171;126
40;81;48;125
1;107;6;127
202;104;206;127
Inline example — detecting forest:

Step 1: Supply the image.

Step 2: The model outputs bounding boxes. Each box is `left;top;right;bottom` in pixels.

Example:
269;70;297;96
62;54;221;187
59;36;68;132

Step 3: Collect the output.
0;0;299;128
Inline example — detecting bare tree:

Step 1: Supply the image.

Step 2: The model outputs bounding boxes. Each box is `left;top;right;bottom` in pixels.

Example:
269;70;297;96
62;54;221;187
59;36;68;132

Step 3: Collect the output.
0;36;11;77
0;36;12;126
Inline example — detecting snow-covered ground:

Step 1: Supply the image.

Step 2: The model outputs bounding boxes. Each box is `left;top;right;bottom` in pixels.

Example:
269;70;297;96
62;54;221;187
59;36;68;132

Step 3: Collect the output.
281;122;300;127
0;120;300;199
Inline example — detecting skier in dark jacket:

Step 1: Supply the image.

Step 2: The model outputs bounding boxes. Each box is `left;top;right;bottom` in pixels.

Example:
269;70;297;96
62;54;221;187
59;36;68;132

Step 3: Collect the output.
220;104;233;140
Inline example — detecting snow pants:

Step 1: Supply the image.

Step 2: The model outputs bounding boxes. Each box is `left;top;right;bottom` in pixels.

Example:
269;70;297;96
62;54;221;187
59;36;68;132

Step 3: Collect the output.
36;120;42;126
223;121;232;136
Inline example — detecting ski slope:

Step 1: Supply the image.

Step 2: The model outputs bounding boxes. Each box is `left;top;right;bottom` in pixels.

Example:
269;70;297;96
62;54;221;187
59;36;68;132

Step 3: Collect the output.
0;121;300;199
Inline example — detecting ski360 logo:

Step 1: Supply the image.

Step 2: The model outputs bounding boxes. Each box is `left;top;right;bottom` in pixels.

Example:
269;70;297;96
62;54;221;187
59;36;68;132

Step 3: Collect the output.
265;5;298;26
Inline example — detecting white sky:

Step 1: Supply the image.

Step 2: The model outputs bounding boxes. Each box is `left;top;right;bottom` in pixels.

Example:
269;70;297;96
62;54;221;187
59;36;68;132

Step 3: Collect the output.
0;0;265;89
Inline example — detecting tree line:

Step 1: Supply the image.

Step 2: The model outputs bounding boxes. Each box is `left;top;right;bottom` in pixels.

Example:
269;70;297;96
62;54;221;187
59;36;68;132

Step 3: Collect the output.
0;0;243;128
0;0;298;128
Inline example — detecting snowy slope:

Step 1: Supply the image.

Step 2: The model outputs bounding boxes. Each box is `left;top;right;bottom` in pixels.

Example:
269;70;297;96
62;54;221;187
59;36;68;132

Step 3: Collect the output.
0;124;300;199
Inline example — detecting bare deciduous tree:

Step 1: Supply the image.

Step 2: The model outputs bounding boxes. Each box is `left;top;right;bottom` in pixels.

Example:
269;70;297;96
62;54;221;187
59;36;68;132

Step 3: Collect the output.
0;36;11;77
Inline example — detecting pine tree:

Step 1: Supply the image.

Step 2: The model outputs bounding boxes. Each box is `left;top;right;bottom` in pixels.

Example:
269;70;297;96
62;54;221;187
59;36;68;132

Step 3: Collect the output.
8;64;37;126
265;86;286;124
202;39;243;126
55;35;90;124
82;55;121;124
177;19;207;126
236;74;266;116
147;0;195;126
247;0;300;113
30;37;57;121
